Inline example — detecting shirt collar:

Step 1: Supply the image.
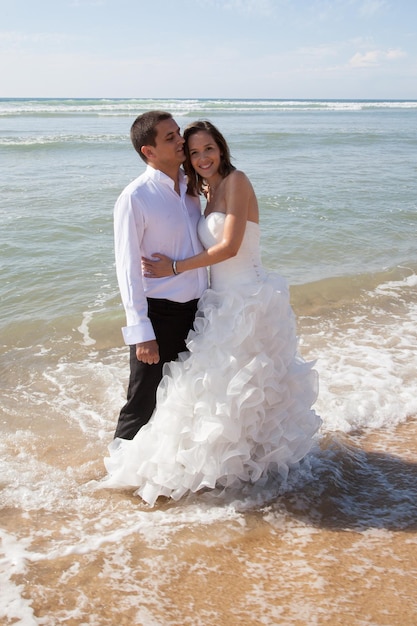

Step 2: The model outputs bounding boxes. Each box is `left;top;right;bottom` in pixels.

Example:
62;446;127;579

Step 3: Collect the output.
146;165;187;193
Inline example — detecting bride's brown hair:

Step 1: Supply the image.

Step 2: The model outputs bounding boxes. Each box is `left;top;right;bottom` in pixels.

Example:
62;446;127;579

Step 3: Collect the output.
183;120;235;196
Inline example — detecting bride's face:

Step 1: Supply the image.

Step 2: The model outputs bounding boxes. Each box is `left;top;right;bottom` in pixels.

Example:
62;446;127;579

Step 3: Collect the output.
187;131;222;180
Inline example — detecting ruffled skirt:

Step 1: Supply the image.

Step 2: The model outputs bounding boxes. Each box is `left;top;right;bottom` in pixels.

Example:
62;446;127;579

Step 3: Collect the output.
104;273;321;506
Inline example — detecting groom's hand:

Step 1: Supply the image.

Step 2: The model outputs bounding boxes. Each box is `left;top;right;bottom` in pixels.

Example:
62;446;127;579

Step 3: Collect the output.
136;340;160;364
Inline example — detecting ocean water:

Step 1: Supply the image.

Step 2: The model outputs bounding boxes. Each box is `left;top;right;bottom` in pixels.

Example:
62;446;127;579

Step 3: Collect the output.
1;98;417;625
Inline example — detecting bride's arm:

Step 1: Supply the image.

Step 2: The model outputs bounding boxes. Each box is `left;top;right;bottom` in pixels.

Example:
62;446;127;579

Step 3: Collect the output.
142;211;242;278
143;172;251;278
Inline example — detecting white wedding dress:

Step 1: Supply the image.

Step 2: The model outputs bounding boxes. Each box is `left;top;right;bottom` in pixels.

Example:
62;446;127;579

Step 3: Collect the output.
104;212;321;505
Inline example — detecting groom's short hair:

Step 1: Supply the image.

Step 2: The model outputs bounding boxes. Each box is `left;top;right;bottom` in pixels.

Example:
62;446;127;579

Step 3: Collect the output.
130;111;173;163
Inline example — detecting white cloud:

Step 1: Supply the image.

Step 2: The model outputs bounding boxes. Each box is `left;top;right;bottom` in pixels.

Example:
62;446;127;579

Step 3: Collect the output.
297;44;341;60
358;0;388;17
68;0;105;5
196;0;275;16
349;50;380;67
386;48;407;60
349;48;407;68
0;30;73;49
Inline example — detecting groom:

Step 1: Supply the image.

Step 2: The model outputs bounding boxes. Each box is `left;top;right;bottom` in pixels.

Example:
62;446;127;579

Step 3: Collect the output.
113;111;207;440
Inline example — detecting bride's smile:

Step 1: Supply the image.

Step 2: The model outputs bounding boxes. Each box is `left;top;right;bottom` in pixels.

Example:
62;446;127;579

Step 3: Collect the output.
188;130;222;180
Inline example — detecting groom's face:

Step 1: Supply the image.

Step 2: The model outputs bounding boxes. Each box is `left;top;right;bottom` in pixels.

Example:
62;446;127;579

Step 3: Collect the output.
143;118;185;170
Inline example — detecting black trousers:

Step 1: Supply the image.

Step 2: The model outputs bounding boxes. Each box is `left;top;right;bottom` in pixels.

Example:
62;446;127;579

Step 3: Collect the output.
114;297;199;440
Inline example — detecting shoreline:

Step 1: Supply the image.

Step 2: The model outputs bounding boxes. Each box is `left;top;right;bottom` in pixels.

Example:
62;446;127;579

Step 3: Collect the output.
2;420;417;624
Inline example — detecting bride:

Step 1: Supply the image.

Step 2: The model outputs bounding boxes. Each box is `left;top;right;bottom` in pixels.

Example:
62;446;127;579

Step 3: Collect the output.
104;120;321;506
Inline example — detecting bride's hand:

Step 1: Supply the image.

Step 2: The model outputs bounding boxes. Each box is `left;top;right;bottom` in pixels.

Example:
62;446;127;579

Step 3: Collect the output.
142;254;174;278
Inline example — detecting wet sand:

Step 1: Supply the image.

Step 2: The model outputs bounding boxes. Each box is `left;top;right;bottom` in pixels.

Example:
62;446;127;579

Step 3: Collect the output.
2;420;417;625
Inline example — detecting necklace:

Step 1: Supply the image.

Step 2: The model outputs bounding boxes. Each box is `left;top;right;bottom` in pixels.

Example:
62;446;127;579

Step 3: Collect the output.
208;185;217;203
207;178;222;203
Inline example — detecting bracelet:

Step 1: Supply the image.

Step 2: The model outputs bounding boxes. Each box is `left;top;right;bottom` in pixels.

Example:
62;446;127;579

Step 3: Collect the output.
172;260;179;275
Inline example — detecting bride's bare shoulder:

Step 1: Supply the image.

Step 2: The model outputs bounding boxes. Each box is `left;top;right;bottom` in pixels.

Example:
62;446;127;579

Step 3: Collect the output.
226;169;252;188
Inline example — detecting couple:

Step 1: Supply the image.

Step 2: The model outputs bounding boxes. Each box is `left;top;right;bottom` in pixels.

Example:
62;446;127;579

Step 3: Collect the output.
104;110;321;506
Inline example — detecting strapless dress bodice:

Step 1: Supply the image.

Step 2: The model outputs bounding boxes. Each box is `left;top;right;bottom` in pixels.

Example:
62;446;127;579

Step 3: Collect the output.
197;212;265;289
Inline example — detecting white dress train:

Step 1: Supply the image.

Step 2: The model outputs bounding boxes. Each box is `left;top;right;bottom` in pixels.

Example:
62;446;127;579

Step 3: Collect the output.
104;212;321;505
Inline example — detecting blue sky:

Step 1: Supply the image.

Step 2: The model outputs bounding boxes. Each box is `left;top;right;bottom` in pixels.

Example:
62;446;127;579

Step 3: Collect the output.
1;0;416;99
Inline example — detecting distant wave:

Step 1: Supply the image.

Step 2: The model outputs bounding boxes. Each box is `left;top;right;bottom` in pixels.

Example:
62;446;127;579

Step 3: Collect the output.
0;133;128;147
1;97;417;117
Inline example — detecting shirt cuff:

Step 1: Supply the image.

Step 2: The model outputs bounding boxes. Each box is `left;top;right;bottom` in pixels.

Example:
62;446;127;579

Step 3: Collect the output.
121;321;156;346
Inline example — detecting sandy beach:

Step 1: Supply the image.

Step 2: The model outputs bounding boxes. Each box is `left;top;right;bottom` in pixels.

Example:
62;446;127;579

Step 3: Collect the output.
2;418;417;625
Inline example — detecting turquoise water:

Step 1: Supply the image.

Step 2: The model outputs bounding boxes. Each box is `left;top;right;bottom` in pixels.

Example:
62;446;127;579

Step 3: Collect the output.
2;99;416;325
1;98;417;625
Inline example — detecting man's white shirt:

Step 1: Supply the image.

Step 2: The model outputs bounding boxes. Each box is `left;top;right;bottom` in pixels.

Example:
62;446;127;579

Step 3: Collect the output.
114;165;208;345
